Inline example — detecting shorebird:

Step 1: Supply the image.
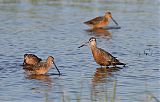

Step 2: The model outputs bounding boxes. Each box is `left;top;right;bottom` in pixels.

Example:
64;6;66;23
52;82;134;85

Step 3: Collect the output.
23;56;61;75
23;54;42;66
84;11;118;29
78;37;125;67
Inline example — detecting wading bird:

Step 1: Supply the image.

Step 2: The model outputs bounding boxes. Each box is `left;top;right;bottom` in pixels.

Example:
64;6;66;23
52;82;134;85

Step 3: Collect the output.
23;56;61;75
79;37;125;67
84;11;118;29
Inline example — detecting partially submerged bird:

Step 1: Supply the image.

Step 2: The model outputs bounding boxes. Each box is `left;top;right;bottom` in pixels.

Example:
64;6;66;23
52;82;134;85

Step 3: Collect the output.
23;56;61;75
84;11;118;29
78;37;125;67
23;54;42;66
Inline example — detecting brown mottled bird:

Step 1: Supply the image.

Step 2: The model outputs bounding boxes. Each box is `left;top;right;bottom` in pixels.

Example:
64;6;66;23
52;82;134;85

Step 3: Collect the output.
23;56;61;75
23;54;42;66
78;37;125;67
84;11;118;29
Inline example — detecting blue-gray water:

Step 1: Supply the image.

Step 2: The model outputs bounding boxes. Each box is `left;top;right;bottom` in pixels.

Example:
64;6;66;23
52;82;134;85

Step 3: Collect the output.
0;0;159;102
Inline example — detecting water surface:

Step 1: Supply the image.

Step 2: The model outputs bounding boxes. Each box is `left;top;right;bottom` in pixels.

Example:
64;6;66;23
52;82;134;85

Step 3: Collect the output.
0;0;159;102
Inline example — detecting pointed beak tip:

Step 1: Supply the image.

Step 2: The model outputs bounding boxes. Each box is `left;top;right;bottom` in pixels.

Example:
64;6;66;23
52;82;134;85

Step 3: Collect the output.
53;62;61;75
115;22;119;26
78;44;85;48
78;45;83;48
111;17;118;26
78;41;89;48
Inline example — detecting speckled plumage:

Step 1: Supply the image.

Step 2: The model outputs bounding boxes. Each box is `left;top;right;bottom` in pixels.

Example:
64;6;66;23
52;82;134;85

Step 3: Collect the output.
23;54;42;66
79;37;125;67
84;11;118;29
23;56;61;75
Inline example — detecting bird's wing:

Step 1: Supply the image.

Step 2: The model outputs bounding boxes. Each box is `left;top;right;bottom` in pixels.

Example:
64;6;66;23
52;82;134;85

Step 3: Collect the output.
29;54;42;61
23;65;35;71
37;57;42;62
84;16;104;25
24;54;42;63
33;56;42;62
98;48;119;63
34;61;48;69
24;61;47;71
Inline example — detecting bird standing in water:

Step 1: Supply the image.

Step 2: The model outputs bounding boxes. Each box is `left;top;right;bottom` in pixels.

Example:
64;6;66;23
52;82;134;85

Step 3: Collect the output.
79;37;125;67
84;11;118;29
23;54;42;66
23;56;61;75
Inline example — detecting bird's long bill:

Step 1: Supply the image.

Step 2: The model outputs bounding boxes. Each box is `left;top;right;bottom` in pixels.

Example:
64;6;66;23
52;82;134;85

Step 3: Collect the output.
78;41;89;48
53;62;61;75
111;17;118;26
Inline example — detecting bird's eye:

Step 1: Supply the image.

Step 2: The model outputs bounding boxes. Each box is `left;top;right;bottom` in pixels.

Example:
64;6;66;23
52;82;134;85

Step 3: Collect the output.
108;12;111;14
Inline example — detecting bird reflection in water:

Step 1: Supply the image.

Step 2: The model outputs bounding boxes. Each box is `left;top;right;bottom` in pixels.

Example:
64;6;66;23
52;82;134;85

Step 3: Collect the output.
91;67;120;101
25;74;53;102
92;67;120;85
26;74;52;83
86;28;112;38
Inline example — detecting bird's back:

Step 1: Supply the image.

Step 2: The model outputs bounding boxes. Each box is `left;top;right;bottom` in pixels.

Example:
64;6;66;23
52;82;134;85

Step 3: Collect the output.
23;61;51;75
23;54;42;66
92;47;125;66
84;16;104;25
84;16;109;28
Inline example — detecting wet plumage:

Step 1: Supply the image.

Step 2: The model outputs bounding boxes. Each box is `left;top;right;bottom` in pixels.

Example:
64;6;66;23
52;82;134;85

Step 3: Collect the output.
79;37;125;67
23;54;42;66
84;11;118;29
23;56;61;75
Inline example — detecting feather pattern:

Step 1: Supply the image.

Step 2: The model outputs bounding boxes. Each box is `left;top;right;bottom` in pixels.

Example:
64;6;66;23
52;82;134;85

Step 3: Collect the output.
88;37;125;67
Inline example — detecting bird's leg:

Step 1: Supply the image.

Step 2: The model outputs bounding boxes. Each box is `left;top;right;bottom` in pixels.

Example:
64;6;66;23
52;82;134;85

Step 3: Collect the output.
123;64;126;67
114;65;117;68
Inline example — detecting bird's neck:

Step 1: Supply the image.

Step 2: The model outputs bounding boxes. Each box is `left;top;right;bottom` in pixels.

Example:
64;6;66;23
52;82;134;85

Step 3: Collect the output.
46;61;53;68
90;46;100;60
90;45;97;53
104;15;110;20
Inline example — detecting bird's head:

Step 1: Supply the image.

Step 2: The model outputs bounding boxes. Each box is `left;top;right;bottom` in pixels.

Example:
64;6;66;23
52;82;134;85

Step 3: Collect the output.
78;37;97;48
47;56;61;75
104;11;118;26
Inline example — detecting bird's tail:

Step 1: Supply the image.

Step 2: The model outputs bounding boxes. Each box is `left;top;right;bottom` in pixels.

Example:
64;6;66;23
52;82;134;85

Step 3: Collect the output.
112;58;126;67
84;21;91;25
117;62;126;66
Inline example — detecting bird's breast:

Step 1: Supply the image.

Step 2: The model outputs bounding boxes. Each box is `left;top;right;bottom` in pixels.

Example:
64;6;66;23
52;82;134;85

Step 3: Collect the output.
91;48;110;66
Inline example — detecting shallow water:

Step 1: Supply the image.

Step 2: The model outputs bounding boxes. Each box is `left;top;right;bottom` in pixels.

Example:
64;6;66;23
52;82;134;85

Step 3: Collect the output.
0;0;159;102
